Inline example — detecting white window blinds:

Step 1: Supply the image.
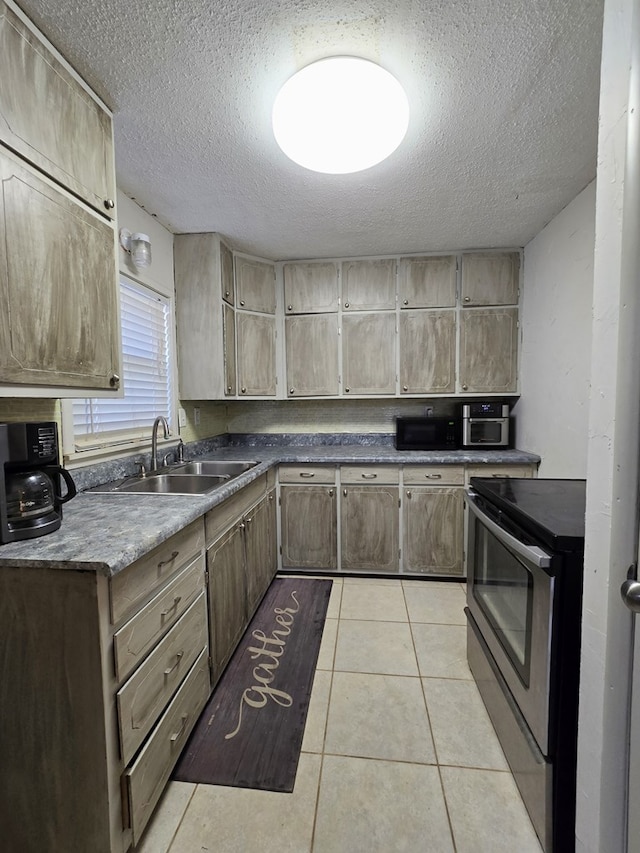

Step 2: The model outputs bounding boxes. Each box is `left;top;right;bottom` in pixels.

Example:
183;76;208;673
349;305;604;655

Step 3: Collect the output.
72;278;173;449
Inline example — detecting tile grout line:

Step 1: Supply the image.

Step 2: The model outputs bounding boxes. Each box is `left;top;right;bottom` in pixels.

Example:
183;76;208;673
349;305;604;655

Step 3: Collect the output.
165;783;199;853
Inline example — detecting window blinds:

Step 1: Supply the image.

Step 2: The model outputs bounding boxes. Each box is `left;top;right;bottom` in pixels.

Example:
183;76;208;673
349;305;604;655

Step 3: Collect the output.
72;279;173;447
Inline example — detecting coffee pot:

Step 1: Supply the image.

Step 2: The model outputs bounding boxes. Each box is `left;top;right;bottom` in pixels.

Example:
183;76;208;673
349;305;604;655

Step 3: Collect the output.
0;422;77;543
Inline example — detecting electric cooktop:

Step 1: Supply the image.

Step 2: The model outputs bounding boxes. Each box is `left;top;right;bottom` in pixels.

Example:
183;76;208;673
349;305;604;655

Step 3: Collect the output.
469;477;586;552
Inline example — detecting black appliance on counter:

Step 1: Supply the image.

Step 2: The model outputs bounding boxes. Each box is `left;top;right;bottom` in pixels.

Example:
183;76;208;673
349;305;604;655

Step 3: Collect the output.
395;416;460;450
460;401;511;448
465;477;585;853
0;422;76;543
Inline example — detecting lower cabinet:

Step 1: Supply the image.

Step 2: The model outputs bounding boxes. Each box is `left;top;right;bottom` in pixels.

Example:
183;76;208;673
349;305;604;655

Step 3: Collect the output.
206;476;278;686
278;462;537;577
341;481;400;572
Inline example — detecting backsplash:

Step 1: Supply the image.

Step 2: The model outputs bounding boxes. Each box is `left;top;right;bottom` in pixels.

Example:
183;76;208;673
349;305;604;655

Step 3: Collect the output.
178;401;227;442
0;399;61;425
226;398;456;434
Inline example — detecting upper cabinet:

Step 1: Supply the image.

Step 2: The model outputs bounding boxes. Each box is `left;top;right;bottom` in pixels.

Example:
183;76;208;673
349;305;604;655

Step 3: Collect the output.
175;235;278;399
341;259;396;311
398;255;456;308
460;252;520;306
0;0;120;396
283;262;339;314
0;1;116;218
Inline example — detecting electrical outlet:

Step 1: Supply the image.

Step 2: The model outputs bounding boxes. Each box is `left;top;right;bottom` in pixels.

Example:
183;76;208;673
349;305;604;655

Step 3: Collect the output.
193;407;201;426
178;407;187;427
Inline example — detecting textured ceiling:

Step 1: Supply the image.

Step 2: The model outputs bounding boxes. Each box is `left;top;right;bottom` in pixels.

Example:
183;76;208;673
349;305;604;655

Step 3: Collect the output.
17;0;604;260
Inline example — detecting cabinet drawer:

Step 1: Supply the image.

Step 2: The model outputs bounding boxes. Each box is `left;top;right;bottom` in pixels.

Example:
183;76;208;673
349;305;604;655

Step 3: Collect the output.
110;520;205;624
117;593;208;766
466;464;536;482
113;554;205;683
279;464;337;484
340;465;400;484
124;647;210;846
403;465;464;486
205;474;266;544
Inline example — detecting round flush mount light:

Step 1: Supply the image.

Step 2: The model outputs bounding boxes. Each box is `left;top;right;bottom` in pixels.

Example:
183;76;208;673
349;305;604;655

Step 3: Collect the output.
272;57;410;174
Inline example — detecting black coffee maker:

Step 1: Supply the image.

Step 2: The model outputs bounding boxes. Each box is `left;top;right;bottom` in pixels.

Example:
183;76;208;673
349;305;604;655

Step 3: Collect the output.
0;422;76;543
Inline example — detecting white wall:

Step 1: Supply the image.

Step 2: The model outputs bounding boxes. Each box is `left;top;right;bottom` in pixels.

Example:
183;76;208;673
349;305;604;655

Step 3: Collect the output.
515;182;595;478
116;191;175;299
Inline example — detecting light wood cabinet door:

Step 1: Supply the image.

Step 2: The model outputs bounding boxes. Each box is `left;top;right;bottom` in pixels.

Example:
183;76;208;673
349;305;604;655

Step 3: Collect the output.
459;307;518;393
285;314;339;397
207;521;247;685
280;485;338;569
245;492;277;617
403;487;464;576
399;309;456;394
341;485;399;572
0;148;120;390
461;252;520;306
236;312;276;396
220;240;234;305
398;255;456;308
283;261;339;313
341;258;396;310
0;2;116;217
235;256;276;313
342;312;396;395
223;302;236;396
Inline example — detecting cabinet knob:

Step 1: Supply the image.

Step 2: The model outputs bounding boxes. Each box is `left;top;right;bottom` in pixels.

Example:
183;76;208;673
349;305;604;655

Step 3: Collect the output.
462;384;468;390
328;489;334;497
344;301;350;308
345;387;350;393
403;385;408;392
464;296;471;303
225;290;231;297
227;385;233;392
287;304;293;311
104;198;115;210
343;489;347;497
241;387;247;394
403;299;408;306
109;373;120;388
289;388;295;394
406;490;412;499
240;300;245;307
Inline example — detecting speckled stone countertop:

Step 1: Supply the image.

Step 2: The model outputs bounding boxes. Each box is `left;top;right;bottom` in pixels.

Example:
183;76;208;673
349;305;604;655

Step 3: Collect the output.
0;441;539;576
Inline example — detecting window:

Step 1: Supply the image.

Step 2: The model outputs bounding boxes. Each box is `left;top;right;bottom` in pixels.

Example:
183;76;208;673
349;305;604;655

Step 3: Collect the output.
66;276;174;454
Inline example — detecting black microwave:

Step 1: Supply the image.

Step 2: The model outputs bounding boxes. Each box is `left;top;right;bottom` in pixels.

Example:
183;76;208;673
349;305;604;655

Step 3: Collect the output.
395;417;460;451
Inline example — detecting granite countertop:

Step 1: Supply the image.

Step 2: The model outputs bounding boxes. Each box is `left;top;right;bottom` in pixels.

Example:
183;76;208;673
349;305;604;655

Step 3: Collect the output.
0;443;539;576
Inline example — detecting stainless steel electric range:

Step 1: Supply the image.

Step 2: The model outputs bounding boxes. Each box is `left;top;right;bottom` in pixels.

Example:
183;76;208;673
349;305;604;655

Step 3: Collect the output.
465;477;586;853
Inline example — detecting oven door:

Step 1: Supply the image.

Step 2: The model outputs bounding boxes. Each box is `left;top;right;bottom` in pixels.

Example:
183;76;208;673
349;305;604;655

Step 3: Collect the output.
462;417;509;447
465;489;555;755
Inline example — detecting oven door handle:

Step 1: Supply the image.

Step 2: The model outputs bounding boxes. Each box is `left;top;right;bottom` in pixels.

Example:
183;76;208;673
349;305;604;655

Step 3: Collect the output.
465;489;552;569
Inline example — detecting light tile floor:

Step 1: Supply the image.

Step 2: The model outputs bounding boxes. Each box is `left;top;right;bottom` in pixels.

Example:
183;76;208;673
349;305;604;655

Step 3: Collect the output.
138;577;543;853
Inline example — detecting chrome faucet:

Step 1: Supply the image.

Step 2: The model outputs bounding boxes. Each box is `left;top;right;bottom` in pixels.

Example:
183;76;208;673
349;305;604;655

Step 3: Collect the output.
150;416;170;471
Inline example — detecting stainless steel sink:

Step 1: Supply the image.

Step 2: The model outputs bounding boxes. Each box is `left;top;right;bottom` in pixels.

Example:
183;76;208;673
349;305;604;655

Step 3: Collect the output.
170;460;258;477
105;473;228;495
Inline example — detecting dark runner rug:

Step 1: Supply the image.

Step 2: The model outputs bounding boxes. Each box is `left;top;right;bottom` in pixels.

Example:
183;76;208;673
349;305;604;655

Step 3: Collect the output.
172;576;332;793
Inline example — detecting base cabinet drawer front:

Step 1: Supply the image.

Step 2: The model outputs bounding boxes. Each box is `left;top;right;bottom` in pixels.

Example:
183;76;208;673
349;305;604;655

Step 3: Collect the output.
113;555;205;683
403;465;464;486
117;593;208;766
280;485;337;570
465;464;536;483
403;487;464;575
110;520;205;624
279;464;337;484
124;647;210;846
340;465;400;485
341;485;399;572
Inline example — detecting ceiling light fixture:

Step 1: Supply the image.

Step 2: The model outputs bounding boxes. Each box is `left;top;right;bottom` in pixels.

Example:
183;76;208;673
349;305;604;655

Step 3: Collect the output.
272;56;410;174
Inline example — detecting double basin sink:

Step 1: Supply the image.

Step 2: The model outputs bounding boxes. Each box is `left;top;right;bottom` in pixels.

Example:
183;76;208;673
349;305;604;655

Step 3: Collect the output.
91;460;258;496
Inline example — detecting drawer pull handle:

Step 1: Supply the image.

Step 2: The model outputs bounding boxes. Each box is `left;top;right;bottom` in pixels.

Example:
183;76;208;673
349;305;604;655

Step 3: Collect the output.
164;651;184;676
361;473;377;479
158;550;179;569
425;473;442;479
160;596;182;618
300;472;315;478
170;713;189;744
